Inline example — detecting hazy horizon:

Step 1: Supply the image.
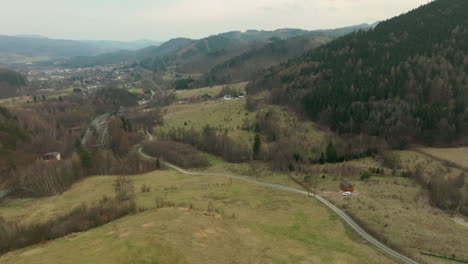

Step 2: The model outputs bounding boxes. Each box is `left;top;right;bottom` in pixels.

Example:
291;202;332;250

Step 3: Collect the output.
0;0;431;42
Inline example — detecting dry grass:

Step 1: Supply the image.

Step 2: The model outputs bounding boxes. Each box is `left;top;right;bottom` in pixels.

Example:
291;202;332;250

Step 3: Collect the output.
175;82;248;100
311;151;468;264
325;176;468;263
158;99;327;156
418;147;468;170
160;98;254;142
0;169;394;264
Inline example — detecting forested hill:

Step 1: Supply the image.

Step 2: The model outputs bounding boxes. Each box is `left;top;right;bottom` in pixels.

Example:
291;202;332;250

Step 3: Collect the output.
248;0;468;147
203;35;331;85
0;68;27;99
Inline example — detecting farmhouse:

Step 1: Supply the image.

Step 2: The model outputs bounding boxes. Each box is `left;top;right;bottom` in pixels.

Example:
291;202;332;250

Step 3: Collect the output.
340;180;354;192
42;152;61;161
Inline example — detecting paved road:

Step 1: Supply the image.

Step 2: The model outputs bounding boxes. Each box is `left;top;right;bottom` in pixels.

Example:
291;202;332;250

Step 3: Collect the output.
81;113;109;145
138;147;419;264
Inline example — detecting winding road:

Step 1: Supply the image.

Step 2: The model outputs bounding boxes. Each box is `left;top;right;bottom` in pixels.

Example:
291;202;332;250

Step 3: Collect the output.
81;113;110;145
138;147;419;264
138;99;419;263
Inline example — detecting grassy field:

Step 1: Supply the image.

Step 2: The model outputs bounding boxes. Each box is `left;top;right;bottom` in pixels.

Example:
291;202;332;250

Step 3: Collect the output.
325;175;468;263
128;88;144;94
161;72;203;81
417;147;468;170
146;147;468;264
0;169;395;264
175;82;248;100
0;89;77;107
308;151;468;264
160;98;254;142
0;96;31;107
151;96;468;263
158;98;327;155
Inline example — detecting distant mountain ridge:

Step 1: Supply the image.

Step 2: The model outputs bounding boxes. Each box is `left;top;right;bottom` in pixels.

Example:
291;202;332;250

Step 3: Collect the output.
0;35;161;64
200;24;378;85
60;23;376;70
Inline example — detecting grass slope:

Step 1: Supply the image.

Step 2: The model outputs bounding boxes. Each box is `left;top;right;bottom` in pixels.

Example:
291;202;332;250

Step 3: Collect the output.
161;98;253;142
313;150;468;263
0;169;394;264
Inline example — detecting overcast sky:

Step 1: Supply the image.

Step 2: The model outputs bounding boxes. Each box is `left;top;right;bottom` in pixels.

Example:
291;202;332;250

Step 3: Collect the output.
0;0;431;41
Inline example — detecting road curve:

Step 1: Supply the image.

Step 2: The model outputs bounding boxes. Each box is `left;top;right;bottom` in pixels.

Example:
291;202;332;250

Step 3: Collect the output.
81;113;109;145
138;148;419;264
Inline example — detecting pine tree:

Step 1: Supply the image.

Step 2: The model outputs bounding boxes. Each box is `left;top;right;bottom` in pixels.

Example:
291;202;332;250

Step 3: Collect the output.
319;152;325;164
253;134;261;158
326;142;337;163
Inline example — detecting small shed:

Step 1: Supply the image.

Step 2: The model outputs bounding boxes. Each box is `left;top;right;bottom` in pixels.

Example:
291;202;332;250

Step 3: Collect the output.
340;180;354;192
42;152;61;161
223;94;233;101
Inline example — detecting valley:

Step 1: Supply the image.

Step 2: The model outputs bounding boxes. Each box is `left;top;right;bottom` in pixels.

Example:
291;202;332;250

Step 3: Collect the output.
1;0;468;263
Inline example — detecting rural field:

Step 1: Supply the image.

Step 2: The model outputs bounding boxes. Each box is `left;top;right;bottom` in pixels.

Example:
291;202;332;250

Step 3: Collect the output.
174;82;248;100
161;87;327;155
0;169;395;264
152;97;468;264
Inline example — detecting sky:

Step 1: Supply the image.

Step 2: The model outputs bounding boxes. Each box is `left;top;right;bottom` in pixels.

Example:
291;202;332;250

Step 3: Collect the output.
0;0;431;41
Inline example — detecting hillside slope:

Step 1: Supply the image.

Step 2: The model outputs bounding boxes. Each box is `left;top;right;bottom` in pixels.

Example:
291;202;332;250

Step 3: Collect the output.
249;0;468;147
143;25;376;76
0;170;395;264
203;35;331;85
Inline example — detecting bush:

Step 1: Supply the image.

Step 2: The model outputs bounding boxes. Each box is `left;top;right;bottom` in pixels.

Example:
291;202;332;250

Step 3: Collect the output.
141;184;151;193
360;171;371;180
0;198;136;254
142;140;209;168
157;126;251;163
114;176;134;201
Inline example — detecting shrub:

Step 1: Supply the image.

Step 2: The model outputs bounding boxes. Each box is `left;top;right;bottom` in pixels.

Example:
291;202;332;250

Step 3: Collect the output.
114;176;134;201
142;140;209;168
360;171;371;180
157;126;251;163
0;198;137;254
141;184;151;193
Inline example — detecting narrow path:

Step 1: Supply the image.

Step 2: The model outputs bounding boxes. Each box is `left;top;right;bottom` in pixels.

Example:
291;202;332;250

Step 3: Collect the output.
138;147;419;264
413;149;468;173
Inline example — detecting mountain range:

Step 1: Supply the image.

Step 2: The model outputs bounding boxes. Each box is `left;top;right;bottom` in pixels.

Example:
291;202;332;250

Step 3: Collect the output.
0;35;161;64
